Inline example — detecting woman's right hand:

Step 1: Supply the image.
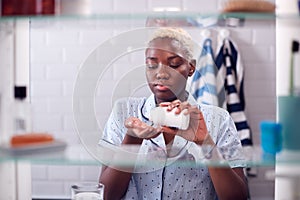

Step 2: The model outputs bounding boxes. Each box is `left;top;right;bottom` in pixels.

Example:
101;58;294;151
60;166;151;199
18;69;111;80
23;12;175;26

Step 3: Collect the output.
125;117;162;139
159;100;210;145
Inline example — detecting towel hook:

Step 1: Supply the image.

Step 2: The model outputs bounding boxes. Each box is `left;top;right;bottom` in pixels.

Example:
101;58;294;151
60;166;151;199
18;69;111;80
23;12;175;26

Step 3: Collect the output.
219;28;230;40
201;29;211;39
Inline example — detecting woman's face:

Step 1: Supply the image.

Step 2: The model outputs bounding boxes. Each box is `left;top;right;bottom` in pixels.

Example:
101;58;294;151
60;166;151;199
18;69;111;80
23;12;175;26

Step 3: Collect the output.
145;38;195;104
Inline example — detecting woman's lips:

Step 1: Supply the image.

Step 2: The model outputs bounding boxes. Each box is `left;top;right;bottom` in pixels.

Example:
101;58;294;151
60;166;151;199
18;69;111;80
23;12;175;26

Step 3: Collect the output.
154;84;169;91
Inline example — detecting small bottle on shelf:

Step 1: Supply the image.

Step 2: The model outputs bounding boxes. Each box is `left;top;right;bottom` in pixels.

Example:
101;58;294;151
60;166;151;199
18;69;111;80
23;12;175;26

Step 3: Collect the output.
13;86;32;135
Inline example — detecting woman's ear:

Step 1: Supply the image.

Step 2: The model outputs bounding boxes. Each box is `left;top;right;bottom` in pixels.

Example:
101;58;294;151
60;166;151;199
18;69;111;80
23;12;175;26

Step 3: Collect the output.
188;59;196;76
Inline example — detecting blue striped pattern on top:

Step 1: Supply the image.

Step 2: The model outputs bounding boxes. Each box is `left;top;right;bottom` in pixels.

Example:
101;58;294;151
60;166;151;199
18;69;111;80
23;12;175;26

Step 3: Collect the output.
215;39;253;146
190;38;218;106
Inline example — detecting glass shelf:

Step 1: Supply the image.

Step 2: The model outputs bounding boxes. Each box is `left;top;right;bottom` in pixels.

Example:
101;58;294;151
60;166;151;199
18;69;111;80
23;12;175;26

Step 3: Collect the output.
0;12;279;22
1;142;297;167
0;144;99;165
1;12;299;21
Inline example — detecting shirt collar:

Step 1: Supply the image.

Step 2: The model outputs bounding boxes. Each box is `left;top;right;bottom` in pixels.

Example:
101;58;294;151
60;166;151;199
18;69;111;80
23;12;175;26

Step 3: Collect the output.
141;94;156;122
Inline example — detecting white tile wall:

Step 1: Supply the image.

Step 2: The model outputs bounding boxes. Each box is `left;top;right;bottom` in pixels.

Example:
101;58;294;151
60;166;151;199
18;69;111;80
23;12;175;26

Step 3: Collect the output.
30;0;276;199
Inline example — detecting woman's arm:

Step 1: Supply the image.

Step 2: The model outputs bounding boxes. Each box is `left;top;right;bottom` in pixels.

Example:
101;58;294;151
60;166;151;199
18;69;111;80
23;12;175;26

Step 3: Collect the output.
201;134;248;200
159;100;248;199
99;117;162;200
209;167;248;200
99;134;143;200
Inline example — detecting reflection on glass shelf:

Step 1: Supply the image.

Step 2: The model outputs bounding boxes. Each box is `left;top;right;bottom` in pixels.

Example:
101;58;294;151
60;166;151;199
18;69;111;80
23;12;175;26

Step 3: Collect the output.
1;141;295;167
0;12;280;22
1;140;299;167
0;144;99;165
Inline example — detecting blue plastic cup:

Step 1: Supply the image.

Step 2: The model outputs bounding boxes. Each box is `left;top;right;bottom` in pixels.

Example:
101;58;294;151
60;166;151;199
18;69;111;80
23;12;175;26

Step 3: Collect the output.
260;121;282;154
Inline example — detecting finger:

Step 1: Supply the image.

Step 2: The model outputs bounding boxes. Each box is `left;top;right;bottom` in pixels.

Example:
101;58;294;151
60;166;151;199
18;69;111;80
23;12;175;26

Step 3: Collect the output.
164;100;181;113
189;109;204;120
124;117;135;128
159;102;171;107
159;102;175;112
125;117;146;129
180;101;193;110
174;101;191;114
183;105;201;117
172;99;181;106
160;100;182;111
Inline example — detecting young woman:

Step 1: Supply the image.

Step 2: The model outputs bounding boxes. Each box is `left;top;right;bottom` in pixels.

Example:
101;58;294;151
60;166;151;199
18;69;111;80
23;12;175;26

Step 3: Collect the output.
99;27;248;200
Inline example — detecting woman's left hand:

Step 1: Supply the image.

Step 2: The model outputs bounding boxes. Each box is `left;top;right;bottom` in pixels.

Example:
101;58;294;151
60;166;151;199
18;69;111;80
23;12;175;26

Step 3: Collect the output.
125;117;162;139
159;100;209;145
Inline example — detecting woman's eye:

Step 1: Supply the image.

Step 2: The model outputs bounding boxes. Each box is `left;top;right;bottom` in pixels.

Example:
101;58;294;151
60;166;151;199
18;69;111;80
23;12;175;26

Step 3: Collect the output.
169;58;184;68
169;63;182;68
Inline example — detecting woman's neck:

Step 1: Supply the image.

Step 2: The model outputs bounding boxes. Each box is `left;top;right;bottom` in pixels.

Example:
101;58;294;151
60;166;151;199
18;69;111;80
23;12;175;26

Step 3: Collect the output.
155;91;189;105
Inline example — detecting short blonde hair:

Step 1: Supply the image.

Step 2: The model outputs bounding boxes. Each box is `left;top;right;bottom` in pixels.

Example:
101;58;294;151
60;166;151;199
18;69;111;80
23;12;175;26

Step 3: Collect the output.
148;27;194;61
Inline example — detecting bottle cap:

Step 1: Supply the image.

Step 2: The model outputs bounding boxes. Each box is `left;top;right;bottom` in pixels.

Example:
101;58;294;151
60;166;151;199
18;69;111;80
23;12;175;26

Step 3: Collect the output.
292;40;299;53
14;86;27;100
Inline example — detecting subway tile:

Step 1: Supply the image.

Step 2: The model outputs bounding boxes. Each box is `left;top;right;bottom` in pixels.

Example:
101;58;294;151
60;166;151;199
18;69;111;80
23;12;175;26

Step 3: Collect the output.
31;47;64;64
240;46;273;64
73;115;98;132
182;0;217;12
30;98;48;113
30;30;47;46
63;115;76;132
30;64;47;80
31;165;48;180
91;0;113;13
48;166;80;181
243;64;276;81
32;114;63;132
46;31;80;46
149;0;182;8
230;29;253;46
48;97;73;114
32;180;65;197
114;0;148;12
245;97;276;116
63;46;95;64
80;165;101;181
46;64;78;81
31;81;63;97
58;131;81;144
253;29;276;45
62;81;76;97
244;80;276;97
79;30;113;45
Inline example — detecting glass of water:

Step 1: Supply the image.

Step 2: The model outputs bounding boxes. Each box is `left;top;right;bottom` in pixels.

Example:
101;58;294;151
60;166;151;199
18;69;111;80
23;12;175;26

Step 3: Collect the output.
71;182;104;200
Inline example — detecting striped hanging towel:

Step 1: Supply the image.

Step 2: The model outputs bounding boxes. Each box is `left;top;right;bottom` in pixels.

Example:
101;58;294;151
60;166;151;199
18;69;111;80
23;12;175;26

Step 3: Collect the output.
190;38;218;106
215;38;253;146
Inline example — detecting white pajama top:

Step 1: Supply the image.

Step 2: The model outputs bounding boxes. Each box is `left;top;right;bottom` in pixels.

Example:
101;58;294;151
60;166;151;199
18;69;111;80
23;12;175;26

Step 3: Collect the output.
101;94;246;200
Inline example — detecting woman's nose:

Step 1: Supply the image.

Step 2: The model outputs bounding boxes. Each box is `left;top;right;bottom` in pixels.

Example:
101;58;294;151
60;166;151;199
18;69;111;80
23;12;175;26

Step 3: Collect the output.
156;63;169;80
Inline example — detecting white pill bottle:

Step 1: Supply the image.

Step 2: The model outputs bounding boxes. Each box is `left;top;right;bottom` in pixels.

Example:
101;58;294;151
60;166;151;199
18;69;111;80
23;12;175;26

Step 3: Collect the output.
149;107;190;130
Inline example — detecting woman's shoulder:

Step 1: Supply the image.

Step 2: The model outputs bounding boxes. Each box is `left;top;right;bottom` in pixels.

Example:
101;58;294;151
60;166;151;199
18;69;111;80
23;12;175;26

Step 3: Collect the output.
199;103;230;119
